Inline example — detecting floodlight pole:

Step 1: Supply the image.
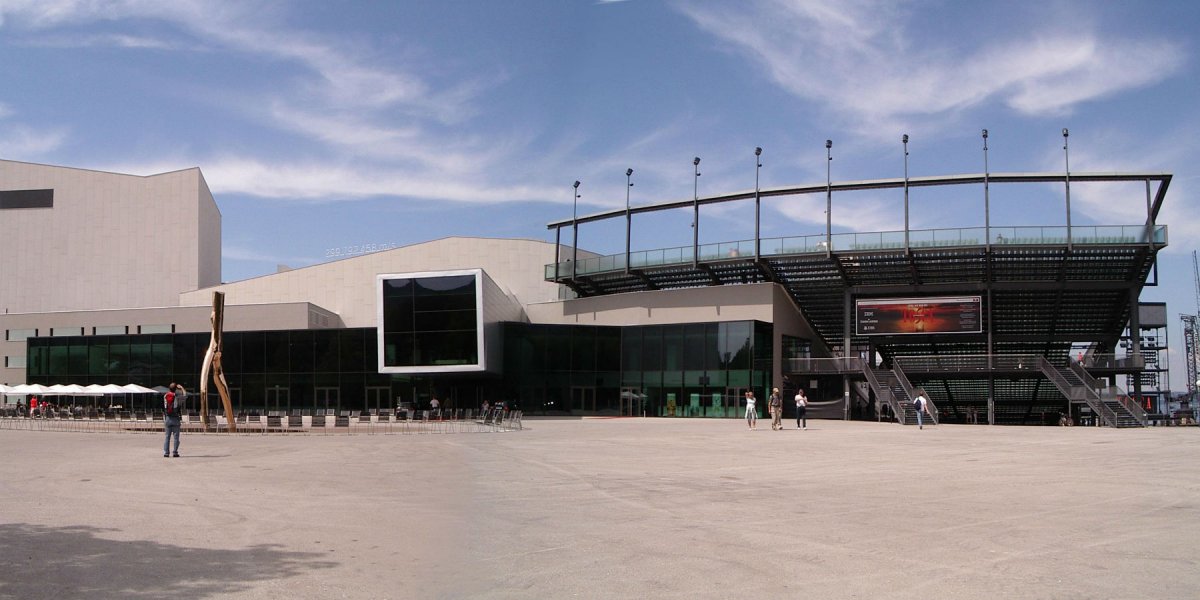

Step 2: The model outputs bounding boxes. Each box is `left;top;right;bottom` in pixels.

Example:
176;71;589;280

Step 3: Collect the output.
572;180;580;281
625;168;633;274
754;147;762;262
902;134;910;252
1063;128;1072;250
825;140;832;257
983;129;990;249
692;157;701;268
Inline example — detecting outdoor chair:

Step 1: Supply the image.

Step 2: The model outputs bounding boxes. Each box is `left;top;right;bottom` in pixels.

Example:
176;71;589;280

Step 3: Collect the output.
310;413;327;433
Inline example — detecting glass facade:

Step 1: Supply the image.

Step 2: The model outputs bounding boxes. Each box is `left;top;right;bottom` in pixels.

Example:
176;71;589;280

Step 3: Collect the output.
379;273;480;371
502;320;772;417
26;319;772;418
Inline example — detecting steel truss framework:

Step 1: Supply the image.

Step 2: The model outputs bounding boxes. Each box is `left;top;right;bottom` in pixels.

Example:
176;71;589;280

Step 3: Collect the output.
546;171;1171;421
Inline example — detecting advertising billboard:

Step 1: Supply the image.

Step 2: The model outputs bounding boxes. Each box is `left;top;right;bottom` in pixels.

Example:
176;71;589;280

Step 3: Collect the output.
856;296;982;336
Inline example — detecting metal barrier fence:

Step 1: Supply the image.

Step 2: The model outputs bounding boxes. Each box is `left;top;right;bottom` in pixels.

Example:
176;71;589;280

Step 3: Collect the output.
0;407;523;435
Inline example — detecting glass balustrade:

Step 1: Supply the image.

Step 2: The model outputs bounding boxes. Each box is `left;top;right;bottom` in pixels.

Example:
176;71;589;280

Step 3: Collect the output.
545;224;1166;279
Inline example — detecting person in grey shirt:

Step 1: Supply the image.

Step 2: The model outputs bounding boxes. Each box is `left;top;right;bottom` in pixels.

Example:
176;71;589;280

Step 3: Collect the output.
163;383;187;457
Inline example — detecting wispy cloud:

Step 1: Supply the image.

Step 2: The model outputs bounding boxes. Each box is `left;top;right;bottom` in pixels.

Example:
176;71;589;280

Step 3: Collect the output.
0;124;69;158
0;0;520;203
675;1;1185;134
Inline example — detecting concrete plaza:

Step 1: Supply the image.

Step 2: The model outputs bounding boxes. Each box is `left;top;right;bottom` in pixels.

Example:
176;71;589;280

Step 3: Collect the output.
1;418;1197;599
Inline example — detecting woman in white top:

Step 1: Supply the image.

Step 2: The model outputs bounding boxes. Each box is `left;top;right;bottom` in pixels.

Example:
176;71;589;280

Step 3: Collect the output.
795;389;808;430
744;391;757;430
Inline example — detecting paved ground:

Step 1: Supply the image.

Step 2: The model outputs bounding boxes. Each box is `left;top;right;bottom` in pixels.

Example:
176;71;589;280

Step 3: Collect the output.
1;418;1197;599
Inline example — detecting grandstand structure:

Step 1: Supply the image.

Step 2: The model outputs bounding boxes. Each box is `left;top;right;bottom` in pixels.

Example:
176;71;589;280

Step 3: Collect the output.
547;172;1171;426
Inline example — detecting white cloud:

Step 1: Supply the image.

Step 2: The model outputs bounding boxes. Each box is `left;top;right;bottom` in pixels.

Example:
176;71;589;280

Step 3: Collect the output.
0;124;68;158
675;1;1185;133
1014;122;1200;251
774;192;899;233
101;155;561;206
0;0;530;206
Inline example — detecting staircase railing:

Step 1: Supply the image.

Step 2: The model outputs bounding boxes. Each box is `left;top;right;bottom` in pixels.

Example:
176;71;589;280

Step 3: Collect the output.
862;365;900;423
1039;357;1118;426
1069;360;1147;426
893;362;937;425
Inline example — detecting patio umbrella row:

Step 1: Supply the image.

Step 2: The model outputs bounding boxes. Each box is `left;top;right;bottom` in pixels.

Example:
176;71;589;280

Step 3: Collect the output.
0;383;160;396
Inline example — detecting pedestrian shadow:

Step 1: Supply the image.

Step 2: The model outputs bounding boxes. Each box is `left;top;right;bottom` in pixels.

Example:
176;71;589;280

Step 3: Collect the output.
0;522;338;599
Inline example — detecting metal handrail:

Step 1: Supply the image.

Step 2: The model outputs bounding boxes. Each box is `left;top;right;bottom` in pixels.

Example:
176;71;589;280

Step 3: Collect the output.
784;357;862;374
861;365;899;423
894;362;938;425
1039;357;1118;426
1067;360;1145;426
545;223;1168;280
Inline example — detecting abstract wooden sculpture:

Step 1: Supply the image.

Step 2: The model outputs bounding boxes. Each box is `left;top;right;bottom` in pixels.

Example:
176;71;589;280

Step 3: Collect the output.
200;291;237;432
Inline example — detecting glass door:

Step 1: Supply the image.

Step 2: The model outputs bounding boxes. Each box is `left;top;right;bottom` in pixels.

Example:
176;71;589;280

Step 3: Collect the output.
315;387;339;414
266;386;290;415
365;386;389;414
571;386;596;413
620;387;642;417
726;387;747;419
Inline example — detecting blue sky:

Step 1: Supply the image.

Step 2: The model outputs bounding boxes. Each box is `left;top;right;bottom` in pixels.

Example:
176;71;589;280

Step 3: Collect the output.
2;0;1199;389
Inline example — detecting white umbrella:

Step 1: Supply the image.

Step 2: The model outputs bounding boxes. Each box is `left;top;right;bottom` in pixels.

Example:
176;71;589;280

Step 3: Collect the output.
13;384;50;395
98;384;127;394
0;384;15;395
81;384;108;396
120;384;158;394
44;384;88;396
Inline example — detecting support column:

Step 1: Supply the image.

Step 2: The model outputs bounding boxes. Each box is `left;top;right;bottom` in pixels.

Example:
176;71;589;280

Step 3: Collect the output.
553;227;561;281
843;290;852;420
987;287;995;425
1129;287;1143;403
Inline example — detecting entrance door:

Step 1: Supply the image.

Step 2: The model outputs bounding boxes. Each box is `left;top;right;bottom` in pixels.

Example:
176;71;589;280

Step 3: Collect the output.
726;387;747;419
266;386;290;415
365;386;389;414
315;387;339;414
620;387;641;417
571;386;596;413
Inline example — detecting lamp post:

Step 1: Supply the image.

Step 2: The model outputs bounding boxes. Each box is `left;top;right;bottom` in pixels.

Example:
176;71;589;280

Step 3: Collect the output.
983;129;990;247
693;156;701;268
755;147;762;261
572;180;580;281
1063;128;1072;249
825;140;832;255
625;168;633;273
902;134;910;251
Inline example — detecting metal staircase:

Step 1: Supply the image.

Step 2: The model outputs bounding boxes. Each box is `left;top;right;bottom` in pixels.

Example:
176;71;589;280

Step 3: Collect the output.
863;363;937;426
1037;357;1145;427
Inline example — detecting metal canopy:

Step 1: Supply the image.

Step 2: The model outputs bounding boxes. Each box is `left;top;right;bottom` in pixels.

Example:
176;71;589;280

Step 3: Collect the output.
546;171;1169;367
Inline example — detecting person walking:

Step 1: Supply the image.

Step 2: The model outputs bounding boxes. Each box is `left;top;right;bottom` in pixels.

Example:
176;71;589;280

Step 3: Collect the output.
744;391;757;430
913;389;929;430
162;383;184;457
795;389;808;430
768;388;783;430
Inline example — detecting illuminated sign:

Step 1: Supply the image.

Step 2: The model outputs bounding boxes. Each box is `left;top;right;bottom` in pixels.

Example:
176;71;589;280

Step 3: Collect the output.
856;296;982;335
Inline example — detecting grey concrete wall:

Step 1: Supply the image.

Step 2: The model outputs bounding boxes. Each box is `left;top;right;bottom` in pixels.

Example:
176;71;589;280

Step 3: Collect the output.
0;160;221;313
525;283;778;326
181;237;563;328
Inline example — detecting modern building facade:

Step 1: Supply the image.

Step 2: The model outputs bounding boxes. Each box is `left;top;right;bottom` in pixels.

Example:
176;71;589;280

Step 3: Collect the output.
1;158;1173;425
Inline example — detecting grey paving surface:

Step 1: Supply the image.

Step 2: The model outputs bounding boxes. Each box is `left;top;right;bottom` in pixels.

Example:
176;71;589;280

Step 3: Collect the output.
1;419;1197;599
